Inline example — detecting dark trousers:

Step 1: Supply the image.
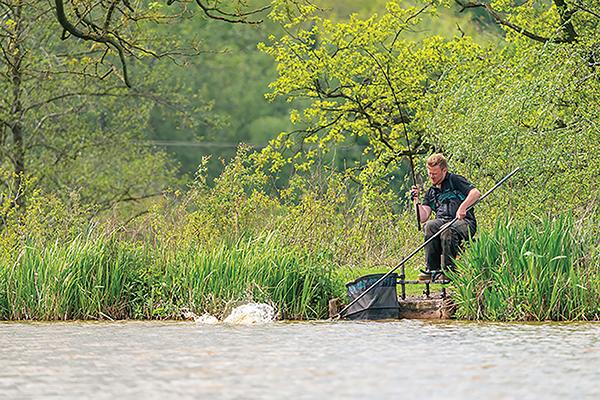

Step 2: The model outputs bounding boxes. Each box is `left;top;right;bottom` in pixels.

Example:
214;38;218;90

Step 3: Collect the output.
423;219;473;271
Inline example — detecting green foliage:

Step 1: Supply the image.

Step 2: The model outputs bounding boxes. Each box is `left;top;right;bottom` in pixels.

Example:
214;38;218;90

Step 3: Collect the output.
146;0;500;178
256;0;499;209
450;214;600;321
424;42;600;223
0;2;180;219
0;233;343;320
0;238;146;320
2;144;598;321
148;234;342;320
259;0;599;225
0;171;95;257
139;146;422;270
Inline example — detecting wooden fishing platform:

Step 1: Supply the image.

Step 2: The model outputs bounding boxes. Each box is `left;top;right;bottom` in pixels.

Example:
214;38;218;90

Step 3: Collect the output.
397;275;455;319
397;295;455;319
329;295;455;320
330;276;456;320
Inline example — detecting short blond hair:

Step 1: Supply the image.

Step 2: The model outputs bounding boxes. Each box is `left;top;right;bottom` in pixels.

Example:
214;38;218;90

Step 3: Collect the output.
426;153;448;170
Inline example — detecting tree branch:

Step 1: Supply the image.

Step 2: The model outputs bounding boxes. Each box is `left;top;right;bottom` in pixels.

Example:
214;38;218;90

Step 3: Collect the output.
573;0;600;19
455;0;577;43
53;0;278;87
54;0;131;86
554;0;578;42
194;0;270;24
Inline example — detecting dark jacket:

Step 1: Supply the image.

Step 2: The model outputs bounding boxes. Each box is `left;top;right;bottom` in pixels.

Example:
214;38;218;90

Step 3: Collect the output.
423;172;477;232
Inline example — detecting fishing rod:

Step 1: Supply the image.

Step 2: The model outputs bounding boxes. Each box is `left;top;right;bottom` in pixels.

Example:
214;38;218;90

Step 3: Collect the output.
397;107;421;232
334;167;521;320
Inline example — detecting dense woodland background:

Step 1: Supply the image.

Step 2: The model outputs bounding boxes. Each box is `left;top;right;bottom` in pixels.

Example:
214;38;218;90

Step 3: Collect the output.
0;1;598;320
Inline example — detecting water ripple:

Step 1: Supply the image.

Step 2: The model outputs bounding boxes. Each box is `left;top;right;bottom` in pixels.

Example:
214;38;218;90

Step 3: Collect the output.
1;320;598;399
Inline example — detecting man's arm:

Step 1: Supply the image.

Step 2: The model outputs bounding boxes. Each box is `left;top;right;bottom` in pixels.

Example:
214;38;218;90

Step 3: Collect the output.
417;204;432;223
411;186;432;223
456;188;481;220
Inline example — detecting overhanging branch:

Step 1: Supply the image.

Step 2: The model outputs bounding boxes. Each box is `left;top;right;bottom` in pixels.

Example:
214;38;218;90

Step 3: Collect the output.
53;0;277;87
54;0;131;86
194;0;270;24
455;0;577;43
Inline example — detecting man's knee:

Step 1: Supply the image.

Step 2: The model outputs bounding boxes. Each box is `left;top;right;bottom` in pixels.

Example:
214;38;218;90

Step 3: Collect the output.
440;228;453;241
423;220;440;235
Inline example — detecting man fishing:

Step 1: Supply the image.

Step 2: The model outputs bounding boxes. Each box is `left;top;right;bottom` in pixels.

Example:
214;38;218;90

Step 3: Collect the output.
411;154;481;281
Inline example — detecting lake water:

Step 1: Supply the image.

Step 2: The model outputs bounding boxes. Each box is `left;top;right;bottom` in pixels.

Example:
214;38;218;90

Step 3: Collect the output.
1;320;598;399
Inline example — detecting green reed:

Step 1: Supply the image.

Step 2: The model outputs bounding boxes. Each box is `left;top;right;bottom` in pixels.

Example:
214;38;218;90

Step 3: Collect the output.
148;234;342;320
450;214;599;321
0;239;146;320
0;234;343;320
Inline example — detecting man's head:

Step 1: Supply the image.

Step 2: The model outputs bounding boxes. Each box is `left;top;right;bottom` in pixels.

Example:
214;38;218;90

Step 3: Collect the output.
426;153;448;186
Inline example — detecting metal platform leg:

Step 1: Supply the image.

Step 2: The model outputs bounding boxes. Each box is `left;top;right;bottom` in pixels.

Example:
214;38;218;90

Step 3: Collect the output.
400;264;406;300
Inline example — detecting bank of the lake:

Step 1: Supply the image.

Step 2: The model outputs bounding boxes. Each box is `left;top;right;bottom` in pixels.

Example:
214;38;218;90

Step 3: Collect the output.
0;216;597;322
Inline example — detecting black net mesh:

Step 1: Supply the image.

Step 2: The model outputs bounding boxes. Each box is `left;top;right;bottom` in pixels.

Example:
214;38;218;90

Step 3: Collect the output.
344;273;399;320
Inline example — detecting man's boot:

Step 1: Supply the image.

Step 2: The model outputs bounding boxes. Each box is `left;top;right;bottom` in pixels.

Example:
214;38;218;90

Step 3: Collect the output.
418;269;433;281
435;254;448;282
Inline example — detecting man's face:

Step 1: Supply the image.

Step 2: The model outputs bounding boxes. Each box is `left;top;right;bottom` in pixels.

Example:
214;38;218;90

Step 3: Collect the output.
427;165;447;186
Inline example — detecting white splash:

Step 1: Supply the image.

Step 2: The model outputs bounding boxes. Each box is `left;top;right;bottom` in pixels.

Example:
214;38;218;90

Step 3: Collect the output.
182;309;219;324
224;303;276;324
195;313;219;324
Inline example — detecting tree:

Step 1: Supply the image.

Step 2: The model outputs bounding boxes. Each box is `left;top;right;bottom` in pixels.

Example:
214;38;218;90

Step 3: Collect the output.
426;0;600;219
0;0;308;226
257;1;481;181
0;1;182;224
258;0;599;219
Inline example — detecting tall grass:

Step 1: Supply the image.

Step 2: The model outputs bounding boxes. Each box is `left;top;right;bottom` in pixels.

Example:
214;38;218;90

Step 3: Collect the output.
0;234;343;321
0;239;148;320
450;214;599;321
144;234;343;320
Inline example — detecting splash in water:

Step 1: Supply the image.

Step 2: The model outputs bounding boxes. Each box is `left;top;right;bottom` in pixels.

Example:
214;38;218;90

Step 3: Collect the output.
195;313;219;324
224;303;276;324
181;309;219;324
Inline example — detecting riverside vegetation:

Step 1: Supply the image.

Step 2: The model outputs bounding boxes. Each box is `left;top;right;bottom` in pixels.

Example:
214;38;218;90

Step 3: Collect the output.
451;215;599;321
0;234;340;320
0;151;598;321
0;1;598;321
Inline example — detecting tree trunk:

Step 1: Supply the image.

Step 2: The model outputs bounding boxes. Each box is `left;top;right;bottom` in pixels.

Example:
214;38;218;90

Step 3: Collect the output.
9;4;26;212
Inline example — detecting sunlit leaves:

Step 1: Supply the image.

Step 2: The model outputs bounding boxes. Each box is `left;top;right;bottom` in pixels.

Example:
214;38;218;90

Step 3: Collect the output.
425;38;599;219
259;1;484;177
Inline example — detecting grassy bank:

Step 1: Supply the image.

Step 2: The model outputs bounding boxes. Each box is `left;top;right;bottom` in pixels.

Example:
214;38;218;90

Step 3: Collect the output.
4;214;597;322
0;234;344;321
450;215;599;321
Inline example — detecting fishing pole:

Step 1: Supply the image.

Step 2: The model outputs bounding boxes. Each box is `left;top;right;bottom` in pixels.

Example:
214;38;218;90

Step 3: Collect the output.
334;167;521;320
361;47;420;231
397;106;421;231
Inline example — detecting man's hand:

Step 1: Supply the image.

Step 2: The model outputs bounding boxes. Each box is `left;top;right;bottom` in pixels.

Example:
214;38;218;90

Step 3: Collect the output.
456;205;467;220
410;186;419;204
457;188;481;220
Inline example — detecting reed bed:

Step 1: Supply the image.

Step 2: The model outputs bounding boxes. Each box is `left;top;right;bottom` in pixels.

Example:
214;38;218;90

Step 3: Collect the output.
450;215;599;321
0;240;144;320
147;235;343;320
0;234;343;321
